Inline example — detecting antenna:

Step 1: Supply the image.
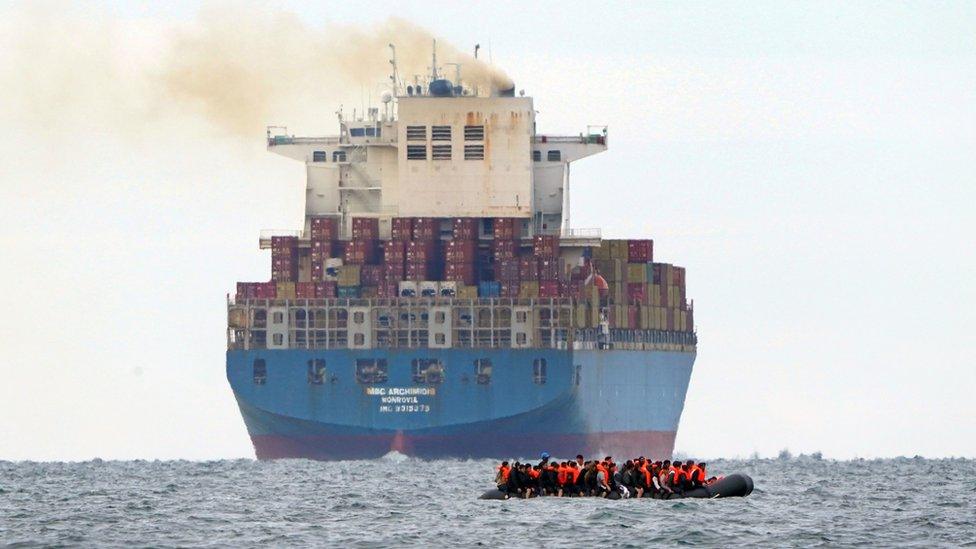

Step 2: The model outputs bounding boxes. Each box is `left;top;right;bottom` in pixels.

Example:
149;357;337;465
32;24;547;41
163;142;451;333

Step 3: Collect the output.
388;43;400;95
474;44;480;59
431;39;438;79
446;63;462;87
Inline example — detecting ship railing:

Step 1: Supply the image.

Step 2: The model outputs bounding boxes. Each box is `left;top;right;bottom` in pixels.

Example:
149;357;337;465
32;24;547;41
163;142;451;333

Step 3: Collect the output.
533;134;607;145
268;135;341;147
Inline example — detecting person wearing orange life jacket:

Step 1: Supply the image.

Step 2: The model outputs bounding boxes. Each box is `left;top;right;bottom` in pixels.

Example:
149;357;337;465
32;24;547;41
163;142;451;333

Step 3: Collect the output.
658;459;674;497
594;461;611;497
670;460;688;494
542;462;559;496
686;459;705;488
495;461;511;492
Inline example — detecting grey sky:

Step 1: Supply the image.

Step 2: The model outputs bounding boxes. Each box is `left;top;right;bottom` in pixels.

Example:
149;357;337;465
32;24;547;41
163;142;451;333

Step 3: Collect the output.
0;1;973;461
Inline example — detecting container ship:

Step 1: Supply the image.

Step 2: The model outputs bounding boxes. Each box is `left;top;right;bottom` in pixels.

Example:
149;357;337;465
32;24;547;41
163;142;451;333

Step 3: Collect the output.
226;48;696;460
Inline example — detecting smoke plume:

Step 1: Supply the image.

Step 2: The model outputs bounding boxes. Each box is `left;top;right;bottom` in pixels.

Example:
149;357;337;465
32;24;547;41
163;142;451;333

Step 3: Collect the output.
0;5;513;138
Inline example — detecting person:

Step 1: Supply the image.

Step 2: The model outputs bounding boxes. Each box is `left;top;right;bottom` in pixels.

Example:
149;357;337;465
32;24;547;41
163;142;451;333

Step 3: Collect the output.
575;454;585;469
614;462;631;498
542;461;559;495
556;462;571;497
594;460;611;497
506;462;524;497
538;451;551;469
658;459;674;498
687;460;704;488
495;461;511;492
670;461;687;495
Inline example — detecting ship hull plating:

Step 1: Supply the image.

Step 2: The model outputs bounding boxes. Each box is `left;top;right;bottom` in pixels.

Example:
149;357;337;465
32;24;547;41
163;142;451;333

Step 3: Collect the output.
228;348;694;460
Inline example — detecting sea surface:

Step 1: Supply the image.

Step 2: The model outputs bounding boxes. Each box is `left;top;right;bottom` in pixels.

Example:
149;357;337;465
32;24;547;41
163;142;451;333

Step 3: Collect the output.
1;455;973;547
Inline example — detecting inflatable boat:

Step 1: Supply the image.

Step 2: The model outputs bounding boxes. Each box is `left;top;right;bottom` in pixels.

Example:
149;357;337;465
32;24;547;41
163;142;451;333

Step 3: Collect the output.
479;473;754;500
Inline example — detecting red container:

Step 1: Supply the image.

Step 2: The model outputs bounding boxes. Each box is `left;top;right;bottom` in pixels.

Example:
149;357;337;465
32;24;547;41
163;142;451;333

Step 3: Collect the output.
667;308;676;331
311;262;323;282
452;217;479;240
391;217;413;241
493;217;518;240
236;282;256;300
674;266;686;287
445;240;476;263
383;262;405;281
538;258;560;280
627;239;653;263
310;217;338;240
405;261;433;280
518;256;538;280
343;240;378;264
382;240;406;264
314;281;337;298
444;262;476;285
376;282;398;298
492;239;517;261
500;280;520;298
539;280;560;298
310;240;333;263
563;281;584;299
629;306;639;328
244;281;276;299
627;282;647;305
271;235;298;249
533;234;560;258
412;217;439;240
687;309;694;331
360;264;383;286
406;240;440;263
351;217;379;240
496;259;520;281
295;282;316;299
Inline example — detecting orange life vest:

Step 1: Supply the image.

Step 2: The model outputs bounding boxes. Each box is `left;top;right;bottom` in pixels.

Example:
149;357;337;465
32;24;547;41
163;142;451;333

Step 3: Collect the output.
498;465;511;482
558;466;570;485
690;465;704;484
528;468;541;479
673;467;687;484
595;463;609;486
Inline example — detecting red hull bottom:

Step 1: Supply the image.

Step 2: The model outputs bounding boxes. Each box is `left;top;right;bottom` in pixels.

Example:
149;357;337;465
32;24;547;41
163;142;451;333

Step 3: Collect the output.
251;430;677;461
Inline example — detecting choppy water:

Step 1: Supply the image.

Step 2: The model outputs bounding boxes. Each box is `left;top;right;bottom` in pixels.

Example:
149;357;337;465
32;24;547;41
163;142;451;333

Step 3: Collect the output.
1;456;974;547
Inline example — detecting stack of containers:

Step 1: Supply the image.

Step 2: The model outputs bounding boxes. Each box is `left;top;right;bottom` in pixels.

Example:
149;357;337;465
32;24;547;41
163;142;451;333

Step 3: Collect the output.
271;236;298;285
491;218;520;297
445;218;478;285
405;239;440;281
380;239;406;298
309;217;338;297
533;234;561;299
236;281;277;300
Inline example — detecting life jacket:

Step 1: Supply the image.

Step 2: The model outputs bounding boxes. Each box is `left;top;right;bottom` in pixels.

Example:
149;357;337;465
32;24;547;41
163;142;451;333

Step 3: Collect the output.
528;467;541;479
595;463;609;487
690;465;704;484
641;465;652;487
698;466;707;482
659;468;671;487
498;465;511;482
672;467;687;485
556;466;567;485
571;467;581;483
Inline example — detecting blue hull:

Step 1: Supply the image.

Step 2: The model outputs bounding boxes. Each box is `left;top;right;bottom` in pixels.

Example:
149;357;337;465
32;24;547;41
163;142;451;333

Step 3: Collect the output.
227;348;694;460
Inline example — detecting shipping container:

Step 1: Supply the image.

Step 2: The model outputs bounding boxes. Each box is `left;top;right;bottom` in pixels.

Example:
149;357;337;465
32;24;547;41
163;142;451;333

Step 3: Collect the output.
382;262;405;281
444;262;477;284
538;280;560;298
608;240;628;260
492;217;518;240
500;280;520;298
492;239;518;261
444;239;476;263
343;240;378;264
398;281;418;298
376;282;398;298
406;240;440;263
518;256;539;280
591;241;612;260
271;235;298;250
627;263;646;283
627;239;653;263
295;282;316;299
478;281;501;298
351;217;379;240
452;217;478;240
405;261;439;281
411;217;439;240
324;258;343;280
456;284;478;299
337;286;361;299
518;281;539;299
314;281;337;298
593;259;623;282
532;234;560;258
538;258;561;281
496;258;520;281
337;265;361;287
310;217;338;240
382;240;406;264
419;281;439;297
360;264;383;286
439;281;458;297
627;282;647;305
390;217;413;241
310;239;333;262
276;282;297;299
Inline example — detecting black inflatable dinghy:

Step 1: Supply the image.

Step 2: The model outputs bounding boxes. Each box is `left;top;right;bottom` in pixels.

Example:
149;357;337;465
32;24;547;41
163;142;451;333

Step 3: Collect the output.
479;473;754;500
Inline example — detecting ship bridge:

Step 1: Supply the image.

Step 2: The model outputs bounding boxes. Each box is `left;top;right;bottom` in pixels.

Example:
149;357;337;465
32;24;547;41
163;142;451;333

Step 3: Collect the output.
265;86;607;247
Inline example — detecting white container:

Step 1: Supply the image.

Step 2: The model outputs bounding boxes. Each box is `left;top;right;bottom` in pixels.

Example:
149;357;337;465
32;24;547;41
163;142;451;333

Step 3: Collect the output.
438;281;457;297
419;281;439;297
324;258;343;280
398;281;418;298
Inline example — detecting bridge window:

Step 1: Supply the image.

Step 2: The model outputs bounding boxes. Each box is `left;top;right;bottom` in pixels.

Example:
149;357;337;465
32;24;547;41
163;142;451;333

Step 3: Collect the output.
272;312;284;324
464;145;484;160
365;127;379;137
434;333;445;345
356;359;388;384
312;151;326;162
516;333;527;345
547;150;561;162
431;125;452;141
406;125;427;141
350;128;365;137
431;144;452;160
407;145;427;160
307;359;326;385
353;333;365;346
532;150;541;162
533;358;547;385
475;359;492;385
332;150;347;162
412;359;444;384
272;333;284;346
253;359;267;385
464;125;484;141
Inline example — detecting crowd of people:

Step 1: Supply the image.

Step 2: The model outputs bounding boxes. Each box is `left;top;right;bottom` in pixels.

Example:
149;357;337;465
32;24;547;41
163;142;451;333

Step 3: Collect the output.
493;452;719;498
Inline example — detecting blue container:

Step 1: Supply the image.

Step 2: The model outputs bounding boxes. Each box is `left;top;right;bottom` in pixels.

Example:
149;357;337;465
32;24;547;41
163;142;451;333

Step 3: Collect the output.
337;286;361;298
478;281;501;297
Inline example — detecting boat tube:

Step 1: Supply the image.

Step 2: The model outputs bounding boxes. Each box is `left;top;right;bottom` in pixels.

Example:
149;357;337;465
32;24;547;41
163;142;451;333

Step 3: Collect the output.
479;473;754;500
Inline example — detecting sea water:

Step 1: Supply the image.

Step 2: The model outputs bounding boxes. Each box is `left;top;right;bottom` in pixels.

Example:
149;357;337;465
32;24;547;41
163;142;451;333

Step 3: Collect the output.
1;455;973;547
